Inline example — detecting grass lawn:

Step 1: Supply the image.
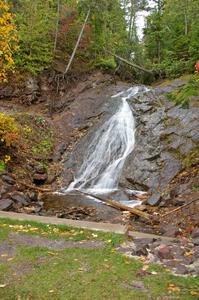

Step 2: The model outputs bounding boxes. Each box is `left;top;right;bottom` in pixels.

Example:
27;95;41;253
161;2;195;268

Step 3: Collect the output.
0;218;198;300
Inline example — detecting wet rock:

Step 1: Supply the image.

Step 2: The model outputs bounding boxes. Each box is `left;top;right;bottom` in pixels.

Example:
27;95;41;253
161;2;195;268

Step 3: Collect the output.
2;175;15;185
191;228;199;239
159;224;181;237
155;244;174;260
0;199;13;211
147;193;161;206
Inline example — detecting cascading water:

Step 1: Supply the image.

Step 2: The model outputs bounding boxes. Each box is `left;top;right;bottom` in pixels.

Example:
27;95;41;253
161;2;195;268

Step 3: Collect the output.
65;86;146;195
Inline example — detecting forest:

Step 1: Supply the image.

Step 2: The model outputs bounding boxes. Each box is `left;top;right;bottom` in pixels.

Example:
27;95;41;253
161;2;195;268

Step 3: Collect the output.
1;0;199;81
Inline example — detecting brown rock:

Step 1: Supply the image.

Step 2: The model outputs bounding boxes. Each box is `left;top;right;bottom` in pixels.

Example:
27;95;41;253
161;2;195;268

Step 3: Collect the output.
155;244;174;260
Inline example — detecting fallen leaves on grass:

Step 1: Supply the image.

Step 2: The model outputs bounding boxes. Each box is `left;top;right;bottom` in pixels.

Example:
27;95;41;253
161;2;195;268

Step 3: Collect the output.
190;291;199;296
0;223;87;239
168;284;181;293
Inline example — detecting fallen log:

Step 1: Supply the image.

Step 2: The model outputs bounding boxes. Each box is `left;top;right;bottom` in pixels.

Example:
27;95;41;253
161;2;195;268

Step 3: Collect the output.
104;49;153;74
162;197;199;218
76;190;150;221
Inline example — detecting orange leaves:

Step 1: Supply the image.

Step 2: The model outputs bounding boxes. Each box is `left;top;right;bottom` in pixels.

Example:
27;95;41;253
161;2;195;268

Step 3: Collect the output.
0;0;18;82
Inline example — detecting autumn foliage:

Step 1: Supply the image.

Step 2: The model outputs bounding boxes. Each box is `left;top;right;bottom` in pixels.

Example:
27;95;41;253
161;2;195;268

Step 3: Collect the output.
0;0;18;82
0;113;20;147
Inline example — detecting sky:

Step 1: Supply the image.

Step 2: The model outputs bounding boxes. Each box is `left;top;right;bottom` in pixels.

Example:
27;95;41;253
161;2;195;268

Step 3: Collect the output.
136;10;150;40
136;0;155;40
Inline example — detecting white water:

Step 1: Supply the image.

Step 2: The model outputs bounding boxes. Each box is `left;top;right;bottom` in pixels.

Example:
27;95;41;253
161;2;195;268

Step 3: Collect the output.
65;86;147;195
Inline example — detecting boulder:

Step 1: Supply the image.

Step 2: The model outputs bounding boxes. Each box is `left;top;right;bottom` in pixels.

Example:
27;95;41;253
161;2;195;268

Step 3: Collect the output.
147;193;161;206
191;228;199;239
159;224;181;237
155;244;174;260
2;175;15;185
9;192;29;206
0;199;13;211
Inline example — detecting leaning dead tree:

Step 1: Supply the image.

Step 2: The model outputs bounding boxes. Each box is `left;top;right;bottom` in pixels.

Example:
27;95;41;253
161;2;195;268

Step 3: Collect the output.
104;49;153;74
62;5;91;78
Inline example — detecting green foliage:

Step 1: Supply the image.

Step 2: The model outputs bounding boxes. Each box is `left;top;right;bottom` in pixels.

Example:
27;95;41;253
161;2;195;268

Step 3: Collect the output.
167;76;199;107
31;138;53;157
10;0;55;74
144;0;199;78
94;57;117;70
0;160;6;172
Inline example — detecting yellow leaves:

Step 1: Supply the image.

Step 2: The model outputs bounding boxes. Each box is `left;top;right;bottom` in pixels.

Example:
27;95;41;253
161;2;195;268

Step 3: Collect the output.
184;251;194;257
0;0;18;82
4;155;11;163
168;283;181;293
23;126;31;134
190;291;199;296
0;113;20;149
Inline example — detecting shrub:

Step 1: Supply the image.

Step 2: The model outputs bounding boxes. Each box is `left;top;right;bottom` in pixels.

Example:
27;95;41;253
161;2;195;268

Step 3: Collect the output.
94;57;117;70
0;113;20;147
167;75;199;107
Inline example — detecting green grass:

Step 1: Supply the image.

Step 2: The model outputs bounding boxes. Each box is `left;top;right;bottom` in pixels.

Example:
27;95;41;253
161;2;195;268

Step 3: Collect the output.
0;218;198;300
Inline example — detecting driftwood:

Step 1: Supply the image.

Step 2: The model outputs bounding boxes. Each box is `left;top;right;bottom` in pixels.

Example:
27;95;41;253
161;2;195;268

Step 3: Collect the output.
105;49;153;74
76;190;150;221
162;197;199;218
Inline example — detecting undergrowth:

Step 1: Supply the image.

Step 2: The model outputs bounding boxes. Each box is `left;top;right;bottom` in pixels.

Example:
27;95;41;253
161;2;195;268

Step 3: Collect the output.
167;75;199;107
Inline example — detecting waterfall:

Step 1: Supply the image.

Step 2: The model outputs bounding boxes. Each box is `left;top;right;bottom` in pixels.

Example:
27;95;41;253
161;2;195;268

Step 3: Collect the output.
65;86;146;195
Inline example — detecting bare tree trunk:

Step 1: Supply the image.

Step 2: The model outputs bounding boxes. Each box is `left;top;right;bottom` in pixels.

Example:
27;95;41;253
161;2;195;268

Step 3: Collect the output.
54;0;60;52
62;6;91;78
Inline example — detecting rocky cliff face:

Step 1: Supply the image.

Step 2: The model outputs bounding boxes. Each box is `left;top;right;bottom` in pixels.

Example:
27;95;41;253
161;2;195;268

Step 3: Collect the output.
62;80;199;206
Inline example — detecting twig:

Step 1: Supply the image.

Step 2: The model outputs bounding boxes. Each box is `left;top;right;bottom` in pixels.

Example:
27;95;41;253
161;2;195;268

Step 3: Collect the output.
162;197;199;218
76;190;150;220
